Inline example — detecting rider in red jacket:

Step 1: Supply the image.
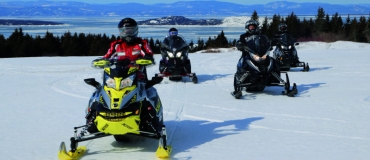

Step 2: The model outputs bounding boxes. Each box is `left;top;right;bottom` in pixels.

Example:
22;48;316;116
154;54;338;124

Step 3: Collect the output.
103;17;153;62
103;17;162;85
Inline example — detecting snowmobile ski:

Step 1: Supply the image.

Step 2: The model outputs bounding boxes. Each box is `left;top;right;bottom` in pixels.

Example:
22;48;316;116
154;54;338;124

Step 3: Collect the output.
156;146;172;158
155;126;172;158
58;142;86;160
230;91;242;99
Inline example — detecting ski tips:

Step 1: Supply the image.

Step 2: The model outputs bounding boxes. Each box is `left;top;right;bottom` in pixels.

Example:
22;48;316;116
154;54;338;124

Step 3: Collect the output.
58;142;87;160
156;146;172;159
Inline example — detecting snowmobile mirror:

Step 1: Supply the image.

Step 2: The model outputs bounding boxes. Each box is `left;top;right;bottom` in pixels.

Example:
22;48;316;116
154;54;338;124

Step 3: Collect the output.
84;78;101;89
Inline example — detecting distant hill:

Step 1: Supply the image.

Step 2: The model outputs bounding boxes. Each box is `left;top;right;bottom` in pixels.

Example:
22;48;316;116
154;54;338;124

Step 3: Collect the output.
0;1;369;17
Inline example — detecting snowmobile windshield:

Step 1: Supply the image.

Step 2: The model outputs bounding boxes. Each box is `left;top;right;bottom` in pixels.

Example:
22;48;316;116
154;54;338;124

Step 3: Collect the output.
105;59;137;78
166;36;188;52
245;34;271;57
280;33;295;46
104;64;137;89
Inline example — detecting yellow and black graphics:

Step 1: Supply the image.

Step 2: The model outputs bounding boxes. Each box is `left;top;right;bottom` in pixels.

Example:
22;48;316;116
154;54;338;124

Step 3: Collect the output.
58;59;172;160
94;61;143;135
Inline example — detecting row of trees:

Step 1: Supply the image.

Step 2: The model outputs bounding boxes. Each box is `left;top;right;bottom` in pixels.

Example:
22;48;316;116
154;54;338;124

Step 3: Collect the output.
256;7;370;42
1;7;370;58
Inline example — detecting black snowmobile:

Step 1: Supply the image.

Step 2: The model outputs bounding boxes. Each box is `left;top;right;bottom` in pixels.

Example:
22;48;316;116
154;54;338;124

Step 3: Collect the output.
58;58;171;160
155;35;198;83
272;33;309;72
231;34;298;99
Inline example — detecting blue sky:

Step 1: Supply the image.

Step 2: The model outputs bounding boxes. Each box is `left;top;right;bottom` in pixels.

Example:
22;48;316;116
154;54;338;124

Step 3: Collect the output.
1;0;369;5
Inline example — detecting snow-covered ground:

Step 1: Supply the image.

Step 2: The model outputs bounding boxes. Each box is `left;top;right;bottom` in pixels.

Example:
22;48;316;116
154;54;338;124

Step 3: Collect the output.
220;16;270;27
0;41;370;160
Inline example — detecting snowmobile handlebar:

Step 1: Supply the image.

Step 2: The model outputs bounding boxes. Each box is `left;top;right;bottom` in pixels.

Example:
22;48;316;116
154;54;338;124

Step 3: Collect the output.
91;58;153;69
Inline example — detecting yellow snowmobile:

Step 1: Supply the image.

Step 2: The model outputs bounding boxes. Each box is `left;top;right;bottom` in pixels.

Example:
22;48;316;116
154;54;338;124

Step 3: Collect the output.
58;58;171;160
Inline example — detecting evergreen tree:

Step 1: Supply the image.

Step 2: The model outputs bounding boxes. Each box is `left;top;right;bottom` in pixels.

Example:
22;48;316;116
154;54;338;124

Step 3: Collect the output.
344;15;352;38
330;12;343;34
41;31;60;56
323;14;331;33
261;16;269;36
205;37;213;48
285;12;300;37
364;17;370;42
300;18;313;39
268;14;282;37
314;7;326;33
358;16;368;42
196;38;204;51
214;30;228;48
6;28;23;57
32;35;43;57
0;35;6;58
20;33;36;57
349;17;359;42
251;10;259;22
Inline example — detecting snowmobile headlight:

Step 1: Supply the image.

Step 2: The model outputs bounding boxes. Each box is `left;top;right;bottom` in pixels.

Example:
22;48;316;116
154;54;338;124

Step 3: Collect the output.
120;75;135;89
167;51;174;58
176;52;182;58
281;45;286;49
106;78;115;88
288;45;292;49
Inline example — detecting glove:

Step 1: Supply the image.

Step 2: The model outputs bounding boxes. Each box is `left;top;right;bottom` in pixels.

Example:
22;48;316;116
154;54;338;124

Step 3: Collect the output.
236;41;245;51
91;57;110;68
145;76;163;88
151;76;163;84
143;55;154;61
236;42;252;52
143;55;156;65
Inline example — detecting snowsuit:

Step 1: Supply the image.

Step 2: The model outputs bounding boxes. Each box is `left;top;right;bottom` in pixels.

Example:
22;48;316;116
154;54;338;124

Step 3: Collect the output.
235;32;263;74
103;37;157;83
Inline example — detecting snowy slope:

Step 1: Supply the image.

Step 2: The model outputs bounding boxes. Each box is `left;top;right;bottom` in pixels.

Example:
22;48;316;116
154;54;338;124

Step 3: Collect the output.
0;41;370;160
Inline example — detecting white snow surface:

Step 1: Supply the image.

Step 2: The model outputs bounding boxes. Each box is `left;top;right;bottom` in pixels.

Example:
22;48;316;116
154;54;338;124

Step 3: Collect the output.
219;16;271;27
0;41;370;160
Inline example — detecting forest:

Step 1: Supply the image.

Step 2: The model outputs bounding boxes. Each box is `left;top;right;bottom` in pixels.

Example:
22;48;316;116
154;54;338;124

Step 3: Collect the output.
0;7;370;58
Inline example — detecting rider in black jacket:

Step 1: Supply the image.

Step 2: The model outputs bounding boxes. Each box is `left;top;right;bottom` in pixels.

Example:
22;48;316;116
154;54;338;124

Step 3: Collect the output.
233;19;270;95
271;23;301;63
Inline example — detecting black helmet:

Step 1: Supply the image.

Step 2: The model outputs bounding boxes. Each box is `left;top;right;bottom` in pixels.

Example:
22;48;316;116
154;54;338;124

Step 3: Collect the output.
118;18;138;43
278;23;287;32
245;20;259;34
169;27;178;37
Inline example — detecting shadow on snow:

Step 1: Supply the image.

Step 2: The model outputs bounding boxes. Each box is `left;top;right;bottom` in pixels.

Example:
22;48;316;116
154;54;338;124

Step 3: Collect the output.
81;117;263;159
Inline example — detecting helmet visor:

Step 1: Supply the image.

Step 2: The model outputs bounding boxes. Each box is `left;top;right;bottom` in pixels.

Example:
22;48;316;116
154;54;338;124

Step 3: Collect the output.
119;26;138;37
169;31;178;36
280;26;287;31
